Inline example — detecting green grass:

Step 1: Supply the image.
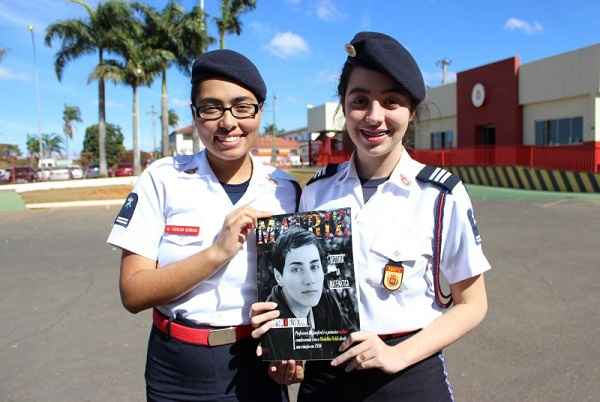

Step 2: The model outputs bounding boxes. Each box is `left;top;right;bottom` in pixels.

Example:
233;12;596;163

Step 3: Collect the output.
466;184;600;204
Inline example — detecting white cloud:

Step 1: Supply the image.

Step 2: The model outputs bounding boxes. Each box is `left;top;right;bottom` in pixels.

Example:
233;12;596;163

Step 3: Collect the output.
316;0;345;22
504;18;543;34
266;32;309;59
0;67;30;81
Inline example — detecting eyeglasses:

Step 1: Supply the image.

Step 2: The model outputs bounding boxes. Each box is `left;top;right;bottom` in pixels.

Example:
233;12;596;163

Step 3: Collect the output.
191;103;261;121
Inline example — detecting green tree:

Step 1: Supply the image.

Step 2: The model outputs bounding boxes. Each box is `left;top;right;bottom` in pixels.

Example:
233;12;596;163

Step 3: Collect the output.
90;10;173;176
63;104;82;158
0;144;21;158
215;0;256;49
82;123;126;167
133;1;213;157
26;134;64;157
45;0;133;177
168;108;179;129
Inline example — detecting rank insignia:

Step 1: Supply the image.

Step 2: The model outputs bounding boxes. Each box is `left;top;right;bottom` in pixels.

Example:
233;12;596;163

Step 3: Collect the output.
344;43;357;57
383;261;404;291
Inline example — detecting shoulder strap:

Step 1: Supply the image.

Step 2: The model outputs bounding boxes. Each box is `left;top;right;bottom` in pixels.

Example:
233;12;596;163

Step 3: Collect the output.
432;191;453;308
416;166;460;193
306;164;339;186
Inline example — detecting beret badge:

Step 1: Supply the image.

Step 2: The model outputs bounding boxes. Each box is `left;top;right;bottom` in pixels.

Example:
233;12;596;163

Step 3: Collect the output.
344;43;357;57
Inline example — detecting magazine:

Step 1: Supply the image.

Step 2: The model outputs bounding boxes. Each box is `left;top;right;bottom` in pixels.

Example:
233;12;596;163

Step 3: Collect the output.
256;207;359;361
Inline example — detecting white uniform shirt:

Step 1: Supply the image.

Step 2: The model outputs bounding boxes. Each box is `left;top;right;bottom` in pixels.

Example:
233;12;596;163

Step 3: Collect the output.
107;151;298;326
300;150;491;334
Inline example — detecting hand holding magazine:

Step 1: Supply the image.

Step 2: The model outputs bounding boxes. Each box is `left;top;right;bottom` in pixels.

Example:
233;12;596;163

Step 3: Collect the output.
255;208;360;361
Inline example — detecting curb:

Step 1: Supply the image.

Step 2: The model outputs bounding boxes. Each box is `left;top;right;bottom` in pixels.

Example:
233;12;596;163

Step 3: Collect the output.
26;199;124;209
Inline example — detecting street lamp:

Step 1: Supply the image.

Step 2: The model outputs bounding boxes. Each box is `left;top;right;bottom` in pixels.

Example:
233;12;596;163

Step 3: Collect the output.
28;24;44;166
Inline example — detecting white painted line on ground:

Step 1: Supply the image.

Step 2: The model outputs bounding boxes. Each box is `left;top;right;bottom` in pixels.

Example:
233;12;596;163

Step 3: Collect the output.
26;199;124;209
1;176;137;193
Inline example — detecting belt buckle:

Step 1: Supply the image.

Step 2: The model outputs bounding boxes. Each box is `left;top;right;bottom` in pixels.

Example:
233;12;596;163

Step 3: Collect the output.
208;327;237;346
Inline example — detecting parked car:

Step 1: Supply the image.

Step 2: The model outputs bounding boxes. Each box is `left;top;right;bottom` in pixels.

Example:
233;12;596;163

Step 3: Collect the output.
14;166;37;183
85;164;101;178
0;168;10;183
48;167;71;181
36;169;51;181
113;163;134;177
69;165;84;179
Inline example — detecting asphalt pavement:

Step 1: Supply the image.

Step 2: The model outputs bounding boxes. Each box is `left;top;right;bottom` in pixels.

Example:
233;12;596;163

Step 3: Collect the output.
1;194;599;402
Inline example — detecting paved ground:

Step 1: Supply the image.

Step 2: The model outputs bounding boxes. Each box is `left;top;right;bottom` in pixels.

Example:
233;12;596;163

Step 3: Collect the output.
1;192;599;402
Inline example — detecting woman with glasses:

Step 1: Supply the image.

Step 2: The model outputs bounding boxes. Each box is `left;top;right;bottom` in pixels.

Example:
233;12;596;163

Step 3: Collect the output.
107;49;299;402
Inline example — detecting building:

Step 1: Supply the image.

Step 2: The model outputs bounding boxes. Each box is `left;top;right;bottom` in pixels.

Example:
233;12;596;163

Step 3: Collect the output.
306;102;350;165
169;125;196;155
414;43;600;173
251;136;300;166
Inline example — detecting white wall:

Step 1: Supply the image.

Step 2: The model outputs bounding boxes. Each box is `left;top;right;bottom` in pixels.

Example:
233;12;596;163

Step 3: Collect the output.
307;102;345;133
415;84;457;149
519;44;600;105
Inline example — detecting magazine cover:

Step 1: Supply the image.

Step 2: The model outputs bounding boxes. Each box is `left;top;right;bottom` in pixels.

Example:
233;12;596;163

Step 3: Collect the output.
256;207;360;361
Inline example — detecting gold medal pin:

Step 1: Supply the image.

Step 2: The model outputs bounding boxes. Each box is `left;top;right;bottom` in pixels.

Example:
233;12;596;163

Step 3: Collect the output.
383;261;404;291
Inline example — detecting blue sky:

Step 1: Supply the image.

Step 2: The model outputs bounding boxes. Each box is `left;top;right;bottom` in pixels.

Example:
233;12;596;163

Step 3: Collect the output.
1;0;599;158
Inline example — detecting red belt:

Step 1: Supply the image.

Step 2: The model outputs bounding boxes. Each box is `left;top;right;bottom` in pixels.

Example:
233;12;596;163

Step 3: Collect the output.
379;330;419;340
152;309;253;346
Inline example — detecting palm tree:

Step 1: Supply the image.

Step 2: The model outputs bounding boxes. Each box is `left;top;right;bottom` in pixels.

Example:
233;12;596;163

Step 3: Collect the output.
168;108;180;130
26;133;64;158
45;0;131;177
215;0;256;49
63;104;82;159
0;48;6;63
133;1;213;157
91;17;174;176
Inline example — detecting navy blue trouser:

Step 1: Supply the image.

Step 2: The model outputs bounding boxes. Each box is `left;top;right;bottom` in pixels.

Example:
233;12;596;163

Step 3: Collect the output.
298;336;454;402
145;326;287;402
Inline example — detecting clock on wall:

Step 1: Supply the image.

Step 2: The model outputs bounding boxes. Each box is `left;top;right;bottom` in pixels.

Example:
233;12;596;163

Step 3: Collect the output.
471;83;486;108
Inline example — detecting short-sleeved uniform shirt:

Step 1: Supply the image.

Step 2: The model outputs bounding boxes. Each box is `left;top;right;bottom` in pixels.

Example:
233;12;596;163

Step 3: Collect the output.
300;150;491;334
107;151;299;326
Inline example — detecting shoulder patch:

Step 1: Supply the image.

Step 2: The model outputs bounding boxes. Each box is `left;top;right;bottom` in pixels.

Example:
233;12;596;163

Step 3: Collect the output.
416;166;460;192
114;193;138;228
306;164;339;186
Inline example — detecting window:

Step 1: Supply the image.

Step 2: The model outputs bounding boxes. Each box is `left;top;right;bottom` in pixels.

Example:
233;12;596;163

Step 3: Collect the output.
430;131;454;149
534;116;583;146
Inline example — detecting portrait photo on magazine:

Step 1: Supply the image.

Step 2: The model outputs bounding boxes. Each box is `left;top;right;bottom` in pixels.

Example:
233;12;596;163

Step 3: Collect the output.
256;207;360;361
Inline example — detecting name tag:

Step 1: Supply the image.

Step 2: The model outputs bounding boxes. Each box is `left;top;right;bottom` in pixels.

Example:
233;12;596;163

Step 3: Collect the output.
165;225;200;236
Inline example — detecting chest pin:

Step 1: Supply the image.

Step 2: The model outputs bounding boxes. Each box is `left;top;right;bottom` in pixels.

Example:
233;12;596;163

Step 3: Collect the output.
383;261;404;291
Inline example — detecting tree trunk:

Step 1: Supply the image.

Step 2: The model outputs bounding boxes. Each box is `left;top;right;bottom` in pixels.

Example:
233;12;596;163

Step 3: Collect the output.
132;84;141;176
192;123;201;153
219;30;225;49
161;69;169;157
98;50;108;177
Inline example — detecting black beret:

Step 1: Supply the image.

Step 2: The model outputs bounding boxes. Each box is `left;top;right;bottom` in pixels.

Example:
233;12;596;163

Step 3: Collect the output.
344;32;425;104
191;49;267;103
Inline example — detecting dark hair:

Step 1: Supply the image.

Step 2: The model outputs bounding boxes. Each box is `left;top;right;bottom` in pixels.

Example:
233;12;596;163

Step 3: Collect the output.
271;227;326;274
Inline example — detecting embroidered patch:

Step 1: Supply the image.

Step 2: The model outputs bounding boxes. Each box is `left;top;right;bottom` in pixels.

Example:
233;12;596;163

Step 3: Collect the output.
114;193;138;228
383;261;404;291
467;208;482;244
